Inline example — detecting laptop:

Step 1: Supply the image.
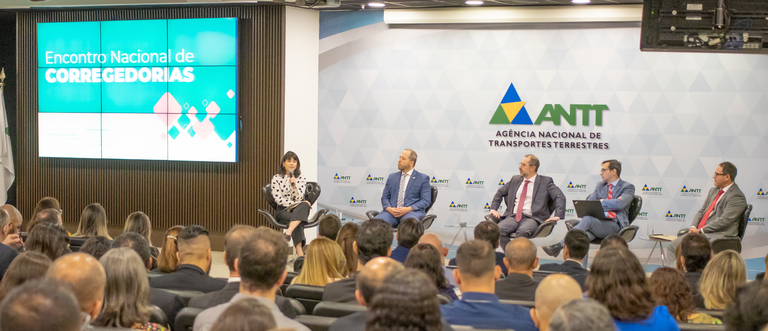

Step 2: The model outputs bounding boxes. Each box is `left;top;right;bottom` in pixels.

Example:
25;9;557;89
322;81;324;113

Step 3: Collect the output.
572;200;613;221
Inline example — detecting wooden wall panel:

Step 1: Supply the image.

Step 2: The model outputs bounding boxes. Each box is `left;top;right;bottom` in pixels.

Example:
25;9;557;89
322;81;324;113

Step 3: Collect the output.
16;5;285;233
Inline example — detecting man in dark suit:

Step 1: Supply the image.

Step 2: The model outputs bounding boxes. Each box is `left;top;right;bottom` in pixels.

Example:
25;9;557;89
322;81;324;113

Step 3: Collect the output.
544;159;635;257
448;221;508;276
113;232;185;330
322;219;393;303
0;210;18;280
495;238;539;301
390;218;424;263
665;161;747;267
150;225;226;293
539;230;590;291
188;225;297;318
376;149;432;227
489;154;565;248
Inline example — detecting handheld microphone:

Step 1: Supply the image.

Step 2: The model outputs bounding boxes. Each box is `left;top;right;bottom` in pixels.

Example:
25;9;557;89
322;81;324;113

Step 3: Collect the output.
289;170;295;187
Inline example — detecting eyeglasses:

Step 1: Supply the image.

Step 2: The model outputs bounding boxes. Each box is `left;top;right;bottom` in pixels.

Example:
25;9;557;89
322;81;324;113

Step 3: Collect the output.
714;172;726;177
600;168;609;173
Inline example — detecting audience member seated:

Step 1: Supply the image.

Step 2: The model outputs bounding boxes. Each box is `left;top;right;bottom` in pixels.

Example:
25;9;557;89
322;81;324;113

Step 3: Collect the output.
25;208;62;234
531;274;584;331
449;221;508;276
94;248;168;330
0;209;18;280
678;233;712;305
539;230;590;291
549;298;617;331
328;257;406;331
441;240;537;331
405;243;459;301
366;269;447;331
0;278;83;331
46;252;106;321
125;211;160;261
587;246;679;331
193;227;309;331
80;236;112;260
419;233;455;286
496;237;539;301
113;232;186;330
724;277;768;331
150;225;226;293
697;250;746;310
649;267;721;325
0;251;52;302
0;204;24;250
153;225;184;274
599;234;628;250
188;225;298;318
292;237;346;286
294;214;343;273
390;218;424;264
74;202;112;240
322;219;393;303
31;196;61;219
26;222;70;261
210;297;277;331
336;222;359;277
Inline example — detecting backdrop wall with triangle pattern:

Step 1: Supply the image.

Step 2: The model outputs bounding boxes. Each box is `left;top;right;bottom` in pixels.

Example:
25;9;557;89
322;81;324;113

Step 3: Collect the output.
317;14;768;259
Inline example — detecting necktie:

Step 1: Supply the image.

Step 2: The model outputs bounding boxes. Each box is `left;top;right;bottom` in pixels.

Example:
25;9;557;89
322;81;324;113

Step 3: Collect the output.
606;184;617;219
698;189;724;229
516;180;530;222
397;173;407;207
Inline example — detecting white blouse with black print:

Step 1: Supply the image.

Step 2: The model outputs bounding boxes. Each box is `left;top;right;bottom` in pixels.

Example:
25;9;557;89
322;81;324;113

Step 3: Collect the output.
271;174;307;207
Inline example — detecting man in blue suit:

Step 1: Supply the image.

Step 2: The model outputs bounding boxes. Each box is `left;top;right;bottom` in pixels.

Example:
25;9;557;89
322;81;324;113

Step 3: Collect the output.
376;149;432;227
544;159;635;257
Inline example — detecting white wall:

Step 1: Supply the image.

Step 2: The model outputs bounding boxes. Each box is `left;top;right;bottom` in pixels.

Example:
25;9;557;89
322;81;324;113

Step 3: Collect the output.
285;7;320;243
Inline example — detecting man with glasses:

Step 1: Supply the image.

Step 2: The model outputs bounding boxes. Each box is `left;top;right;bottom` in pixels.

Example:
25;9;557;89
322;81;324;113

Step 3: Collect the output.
544;159;635;257
664;161;747;267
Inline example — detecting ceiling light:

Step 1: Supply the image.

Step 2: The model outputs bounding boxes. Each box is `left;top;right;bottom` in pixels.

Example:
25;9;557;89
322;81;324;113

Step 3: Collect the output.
465;0;484;5
572;0;591;3
368;2;385;7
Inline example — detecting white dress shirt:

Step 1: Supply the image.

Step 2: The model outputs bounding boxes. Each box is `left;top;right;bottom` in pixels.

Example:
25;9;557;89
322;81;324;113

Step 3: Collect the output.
514;175;537;217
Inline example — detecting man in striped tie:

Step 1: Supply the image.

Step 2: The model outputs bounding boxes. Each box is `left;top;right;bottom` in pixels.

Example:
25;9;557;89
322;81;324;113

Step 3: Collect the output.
663;162;747;267
544;160;635;258
376;149;432;227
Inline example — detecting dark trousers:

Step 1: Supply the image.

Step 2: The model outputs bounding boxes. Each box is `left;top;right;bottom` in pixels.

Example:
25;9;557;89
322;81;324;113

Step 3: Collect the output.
499;215;540;249
276;201;310;245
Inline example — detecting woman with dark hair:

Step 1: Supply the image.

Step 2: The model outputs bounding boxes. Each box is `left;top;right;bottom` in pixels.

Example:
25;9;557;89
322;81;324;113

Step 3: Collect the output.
404;243;458;301
94;248;167;330
210;297;277;331
649;267;721;324
366;269;442;331
153;225;184;273
336;222;359;276
271;151;312;256
31;197;61;220
74;203;111;240
125;212;159;262
0;251;52;302
587;246;679;331
80;236;112;260
26;223;70;261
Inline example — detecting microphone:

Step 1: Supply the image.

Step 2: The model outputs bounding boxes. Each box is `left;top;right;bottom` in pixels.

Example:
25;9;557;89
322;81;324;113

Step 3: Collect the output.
289;170;295;187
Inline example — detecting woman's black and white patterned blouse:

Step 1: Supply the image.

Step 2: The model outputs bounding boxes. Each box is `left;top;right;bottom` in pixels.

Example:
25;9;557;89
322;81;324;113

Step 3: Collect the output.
271;174;307;207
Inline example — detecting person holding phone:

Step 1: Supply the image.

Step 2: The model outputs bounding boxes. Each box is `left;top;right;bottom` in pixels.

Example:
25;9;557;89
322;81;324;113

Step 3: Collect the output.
271;151;311;256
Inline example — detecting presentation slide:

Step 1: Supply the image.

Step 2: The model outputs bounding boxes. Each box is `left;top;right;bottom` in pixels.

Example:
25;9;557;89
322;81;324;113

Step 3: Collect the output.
37;18;238;162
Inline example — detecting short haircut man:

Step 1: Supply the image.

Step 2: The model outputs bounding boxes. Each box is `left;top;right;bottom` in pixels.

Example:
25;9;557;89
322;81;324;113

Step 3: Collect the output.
356;257;404;305
532;274;584;331
112;232;153;268
680;233;711;272
456;240;496;279
474;221;500;249
526;154;540;172
405;148;417;165
46;252;106;319
549;298;616;331
0;279;83;331
238;227;291;291
0;204;22;235
602;159;622;177
318;215;342;241
225;225;259;272
505;237;538;271
719;161;737;181
150;225;225;293
79;236;111;260
564;230;589;260
178;225;211;261
599;234;627;250
356;219;394;265
496;237;539;301
396;218;424;249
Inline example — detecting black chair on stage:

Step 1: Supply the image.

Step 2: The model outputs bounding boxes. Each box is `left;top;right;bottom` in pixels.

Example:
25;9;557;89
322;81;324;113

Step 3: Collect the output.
174;307;204;331
258;181;329;232
677;204;752;254
484;199;559;240
296;315;337;331
285;284;325;315
365;185;439;229
313;301;367;317
565;196;642;244
158;289;204;306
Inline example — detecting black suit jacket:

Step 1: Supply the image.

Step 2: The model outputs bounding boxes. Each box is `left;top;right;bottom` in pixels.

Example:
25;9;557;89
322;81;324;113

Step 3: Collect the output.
188;281;298;318
148;264;226;293
494;273;539;301
150;288;185;331
322;274;357;303
0;244;18;282
329;311;455;331
538;261;588;291
491;175;566;223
